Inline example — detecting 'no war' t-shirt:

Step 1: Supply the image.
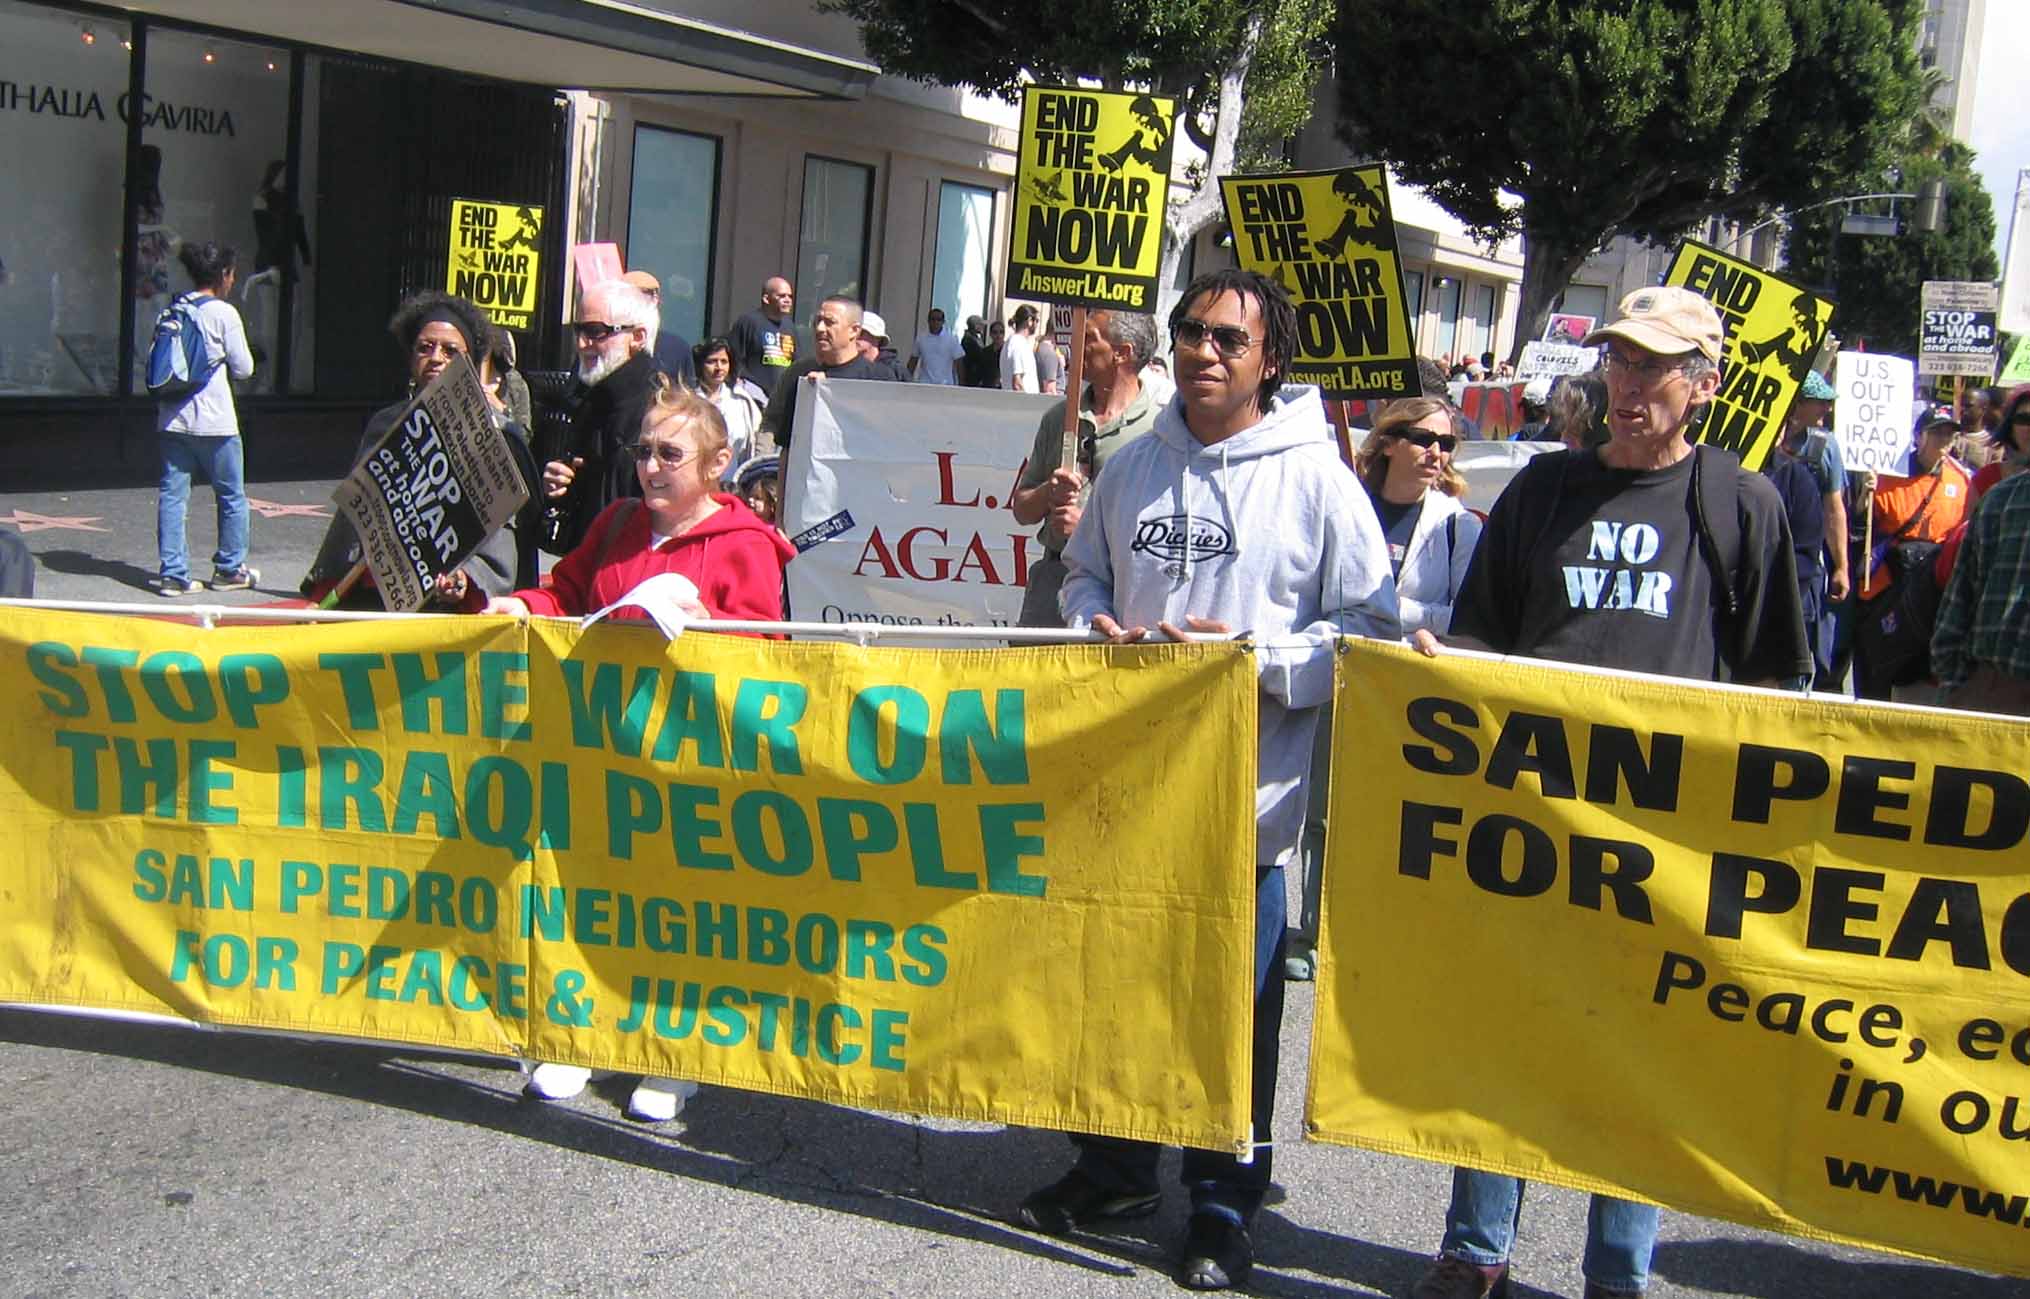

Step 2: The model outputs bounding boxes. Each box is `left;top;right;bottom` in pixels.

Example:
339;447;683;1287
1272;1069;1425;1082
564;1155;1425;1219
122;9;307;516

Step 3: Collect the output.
1452;447;1807;683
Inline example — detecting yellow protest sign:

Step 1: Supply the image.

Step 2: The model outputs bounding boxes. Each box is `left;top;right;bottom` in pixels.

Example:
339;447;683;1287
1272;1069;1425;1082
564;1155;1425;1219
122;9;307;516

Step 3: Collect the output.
0;608;1257;1151
447;198;543;330
1666;240;1835;470
1009;87;1174;312
1219;167;1418;399
1312;639;2030;1279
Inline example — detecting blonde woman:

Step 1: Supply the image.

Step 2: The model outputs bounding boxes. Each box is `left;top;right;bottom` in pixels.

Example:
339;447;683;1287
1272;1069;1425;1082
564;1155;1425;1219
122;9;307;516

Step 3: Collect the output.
1354;397;1484;636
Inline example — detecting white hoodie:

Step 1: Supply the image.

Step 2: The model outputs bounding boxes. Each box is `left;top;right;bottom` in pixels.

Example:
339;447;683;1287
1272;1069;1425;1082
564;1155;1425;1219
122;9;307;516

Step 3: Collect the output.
1061;385;1399;865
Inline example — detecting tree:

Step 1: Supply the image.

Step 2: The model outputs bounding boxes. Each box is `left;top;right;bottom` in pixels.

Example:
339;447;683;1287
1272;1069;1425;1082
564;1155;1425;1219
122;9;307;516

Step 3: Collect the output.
821;0;1334;317
1332;0;1926;360
1783;143;2000;357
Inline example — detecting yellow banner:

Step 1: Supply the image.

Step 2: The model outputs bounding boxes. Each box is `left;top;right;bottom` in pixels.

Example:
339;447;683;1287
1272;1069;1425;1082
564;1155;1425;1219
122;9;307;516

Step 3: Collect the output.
1665;240;1835;470
0;608;1257;1151
447;198;543;330
1008;87;1175;312
1219;167;1418;399
1312;639;2030;1278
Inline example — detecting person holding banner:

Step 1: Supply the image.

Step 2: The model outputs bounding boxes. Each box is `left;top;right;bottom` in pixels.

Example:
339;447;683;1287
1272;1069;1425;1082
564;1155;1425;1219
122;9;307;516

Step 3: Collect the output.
1010;310;1160;627
758;295;884;451
301;292;526;610
491;385;792;1119
1023;269;1399;1291
1408;286;1809;1299
1352;398;1482;636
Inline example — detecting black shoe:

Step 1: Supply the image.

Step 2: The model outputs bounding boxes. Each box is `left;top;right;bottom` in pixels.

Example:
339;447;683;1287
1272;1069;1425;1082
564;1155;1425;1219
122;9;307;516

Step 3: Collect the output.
1176;1212;1253;1291
1016;1169;1161;1235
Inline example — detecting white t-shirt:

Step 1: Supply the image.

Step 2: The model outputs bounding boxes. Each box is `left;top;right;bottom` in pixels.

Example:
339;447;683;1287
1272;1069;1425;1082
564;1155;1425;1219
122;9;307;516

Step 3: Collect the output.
911;330;965;385
1000;333;1037;392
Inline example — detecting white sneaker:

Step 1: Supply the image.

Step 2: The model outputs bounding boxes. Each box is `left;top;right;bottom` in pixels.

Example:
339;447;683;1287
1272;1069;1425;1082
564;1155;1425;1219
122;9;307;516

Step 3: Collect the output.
625;1076;699;1122
524;1062;596;1100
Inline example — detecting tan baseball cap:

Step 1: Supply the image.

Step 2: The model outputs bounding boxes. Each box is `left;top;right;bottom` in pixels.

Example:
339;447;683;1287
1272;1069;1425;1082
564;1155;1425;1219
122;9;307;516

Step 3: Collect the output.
1583;286;1724;363
620;269;660;294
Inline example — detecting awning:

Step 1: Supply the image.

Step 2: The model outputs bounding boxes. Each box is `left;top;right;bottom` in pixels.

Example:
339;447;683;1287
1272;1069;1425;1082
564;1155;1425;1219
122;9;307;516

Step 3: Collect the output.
110;0;879;98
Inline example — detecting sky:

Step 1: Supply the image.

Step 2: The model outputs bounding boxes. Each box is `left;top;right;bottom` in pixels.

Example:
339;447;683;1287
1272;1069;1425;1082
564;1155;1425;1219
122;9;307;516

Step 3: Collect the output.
1970;2;2028;265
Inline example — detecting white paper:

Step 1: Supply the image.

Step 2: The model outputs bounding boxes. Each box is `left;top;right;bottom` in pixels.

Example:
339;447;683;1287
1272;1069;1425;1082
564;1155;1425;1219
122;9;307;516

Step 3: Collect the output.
582;571;701;640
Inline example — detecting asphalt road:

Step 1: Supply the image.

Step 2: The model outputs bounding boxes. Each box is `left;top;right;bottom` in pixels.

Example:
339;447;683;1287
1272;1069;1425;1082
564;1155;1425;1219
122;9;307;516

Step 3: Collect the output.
0;472;2022;1299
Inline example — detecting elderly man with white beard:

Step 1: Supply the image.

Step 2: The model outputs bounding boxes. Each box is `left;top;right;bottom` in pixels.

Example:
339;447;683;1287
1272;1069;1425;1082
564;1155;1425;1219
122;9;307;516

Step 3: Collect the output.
540;278;666;553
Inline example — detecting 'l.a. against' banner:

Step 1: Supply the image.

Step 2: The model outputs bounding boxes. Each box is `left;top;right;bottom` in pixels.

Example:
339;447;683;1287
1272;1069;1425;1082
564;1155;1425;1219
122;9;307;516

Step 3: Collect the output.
1313;639;2030;1279
0;607;1258;1152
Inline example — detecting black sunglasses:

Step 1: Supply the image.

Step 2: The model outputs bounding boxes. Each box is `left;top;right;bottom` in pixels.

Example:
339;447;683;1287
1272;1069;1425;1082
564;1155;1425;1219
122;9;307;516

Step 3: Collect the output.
573;321;627;343
1388;427;1459;452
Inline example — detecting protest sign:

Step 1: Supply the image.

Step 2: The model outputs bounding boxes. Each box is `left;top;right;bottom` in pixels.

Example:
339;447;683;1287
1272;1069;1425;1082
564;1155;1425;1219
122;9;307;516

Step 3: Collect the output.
446;198;542;331
1919;281;1999;378
1834;352;1917;476
329;354;529;612
1219;166;1418;399
1008;87;1175;312
2000;334;2030;387
1311;639;2030;1280
572;242;623;293
782;379;1054;628
2003;170;2030;336
1515;341;1597;383
1542;313;1595;345
1666;240;1835;471
0;606;1259;1151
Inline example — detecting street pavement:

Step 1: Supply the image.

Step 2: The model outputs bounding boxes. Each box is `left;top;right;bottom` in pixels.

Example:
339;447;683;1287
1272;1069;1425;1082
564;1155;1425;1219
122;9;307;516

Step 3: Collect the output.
0;471;2022;1299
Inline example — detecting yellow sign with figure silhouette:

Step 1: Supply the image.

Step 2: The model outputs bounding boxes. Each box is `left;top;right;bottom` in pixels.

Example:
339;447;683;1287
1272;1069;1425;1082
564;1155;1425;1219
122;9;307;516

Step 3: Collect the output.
446;198;544;331
1008;87;1175;312
1220;166;1418;399
1665;240;1835;471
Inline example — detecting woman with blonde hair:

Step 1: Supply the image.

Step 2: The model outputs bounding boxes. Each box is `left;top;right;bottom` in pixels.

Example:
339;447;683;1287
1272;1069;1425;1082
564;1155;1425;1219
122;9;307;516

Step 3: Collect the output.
1354;397;1484;635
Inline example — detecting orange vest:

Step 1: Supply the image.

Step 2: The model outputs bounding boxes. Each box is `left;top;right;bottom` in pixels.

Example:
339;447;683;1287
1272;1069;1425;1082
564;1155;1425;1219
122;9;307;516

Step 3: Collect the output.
1861;458;1970;600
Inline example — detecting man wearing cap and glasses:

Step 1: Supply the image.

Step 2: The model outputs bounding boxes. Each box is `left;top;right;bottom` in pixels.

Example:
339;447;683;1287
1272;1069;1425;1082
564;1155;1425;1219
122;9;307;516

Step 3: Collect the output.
539;277;664;553
1408;286;1808;1299
1020;269;1398;1292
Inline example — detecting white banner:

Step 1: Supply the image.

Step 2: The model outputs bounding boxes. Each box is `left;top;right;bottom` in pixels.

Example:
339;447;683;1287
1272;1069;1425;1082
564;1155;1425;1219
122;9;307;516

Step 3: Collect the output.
783;379;1057;628
1516;340;1597;382
1451;439;1555;514
1834;352;1916;477
2000;169;2030;337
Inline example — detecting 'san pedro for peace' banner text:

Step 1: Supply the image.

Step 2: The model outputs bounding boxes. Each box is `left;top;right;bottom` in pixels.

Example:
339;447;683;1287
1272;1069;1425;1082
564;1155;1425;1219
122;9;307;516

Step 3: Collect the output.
1667;240;1835;471
1009;86;1174;311
1312;640;2030;1278
1219;167;1418;399
0;607;1257;1151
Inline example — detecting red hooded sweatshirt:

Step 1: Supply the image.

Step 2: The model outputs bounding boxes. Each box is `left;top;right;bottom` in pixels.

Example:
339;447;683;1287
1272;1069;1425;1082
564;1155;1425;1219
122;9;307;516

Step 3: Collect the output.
515;494;794;625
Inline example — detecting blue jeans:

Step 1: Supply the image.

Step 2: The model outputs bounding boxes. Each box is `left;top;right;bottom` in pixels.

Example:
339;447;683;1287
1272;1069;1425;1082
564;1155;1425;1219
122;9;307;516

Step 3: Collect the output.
1441;1167;1657;1293
157;432;248;581
1064;863;1287;1226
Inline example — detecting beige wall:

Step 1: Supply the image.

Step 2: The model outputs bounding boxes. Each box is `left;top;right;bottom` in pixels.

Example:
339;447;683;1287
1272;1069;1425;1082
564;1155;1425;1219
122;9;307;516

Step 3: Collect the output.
573;80;1022;339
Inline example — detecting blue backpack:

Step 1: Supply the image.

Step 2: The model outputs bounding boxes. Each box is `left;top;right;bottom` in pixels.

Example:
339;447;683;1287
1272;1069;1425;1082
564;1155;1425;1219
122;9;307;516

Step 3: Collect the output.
145;293;219;399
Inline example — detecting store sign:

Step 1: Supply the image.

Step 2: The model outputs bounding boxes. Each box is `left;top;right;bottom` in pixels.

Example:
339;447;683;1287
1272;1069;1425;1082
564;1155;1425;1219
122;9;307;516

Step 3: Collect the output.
0;80;236;136
447;199;543;331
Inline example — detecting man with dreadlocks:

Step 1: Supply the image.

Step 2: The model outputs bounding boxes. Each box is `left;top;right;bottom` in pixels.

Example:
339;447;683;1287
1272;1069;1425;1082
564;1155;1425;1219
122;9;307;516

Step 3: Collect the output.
1014;269;1400;1291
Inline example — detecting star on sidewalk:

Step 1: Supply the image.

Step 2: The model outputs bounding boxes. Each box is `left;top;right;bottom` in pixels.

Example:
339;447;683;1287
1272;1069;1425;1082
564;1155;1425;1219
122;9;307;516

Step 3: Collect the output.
1;509;108;533
247;497;333;520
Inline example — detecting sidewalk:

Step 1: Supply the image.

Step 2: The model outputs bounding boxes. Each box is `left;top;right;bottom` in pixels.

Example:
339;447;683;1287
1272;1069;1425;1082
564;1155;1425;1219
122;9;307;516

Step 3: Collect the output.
1;474;346;606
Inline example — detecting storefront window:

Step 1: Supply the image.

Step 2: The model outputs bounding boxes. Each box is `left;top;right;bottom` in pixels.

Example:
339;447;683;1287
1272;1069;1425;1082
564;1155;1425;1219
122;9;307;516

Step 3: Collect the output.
0;0;132;394
627;124;718;347
1470;283;1496;360
1403;269;1424;346
1435;276;1462;359
137;27;292;393
796;156;872;323
930;180;992;330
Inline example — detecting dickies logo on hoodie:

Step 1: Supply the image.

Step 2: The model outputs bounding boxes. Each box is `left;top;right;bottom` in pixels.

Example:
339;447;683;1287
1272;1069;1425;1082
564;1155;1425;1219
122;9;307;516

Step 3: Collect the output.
1130;513;1236;564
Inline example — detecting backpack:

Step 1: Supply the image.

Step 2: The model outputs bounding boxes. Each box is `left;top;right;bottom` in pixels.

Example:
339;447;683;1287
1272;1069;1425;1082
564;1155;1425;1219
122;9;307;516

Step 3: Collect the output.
145;293;219;399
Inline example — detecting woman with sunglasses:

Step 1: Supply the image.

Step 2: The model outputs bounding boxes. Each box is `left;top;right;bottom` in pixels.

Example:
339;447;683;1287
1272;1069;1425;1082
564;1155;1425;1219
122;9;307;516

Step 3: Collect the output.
1968;384;2030;509
488;384;793;1122
1353;397;1483;635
